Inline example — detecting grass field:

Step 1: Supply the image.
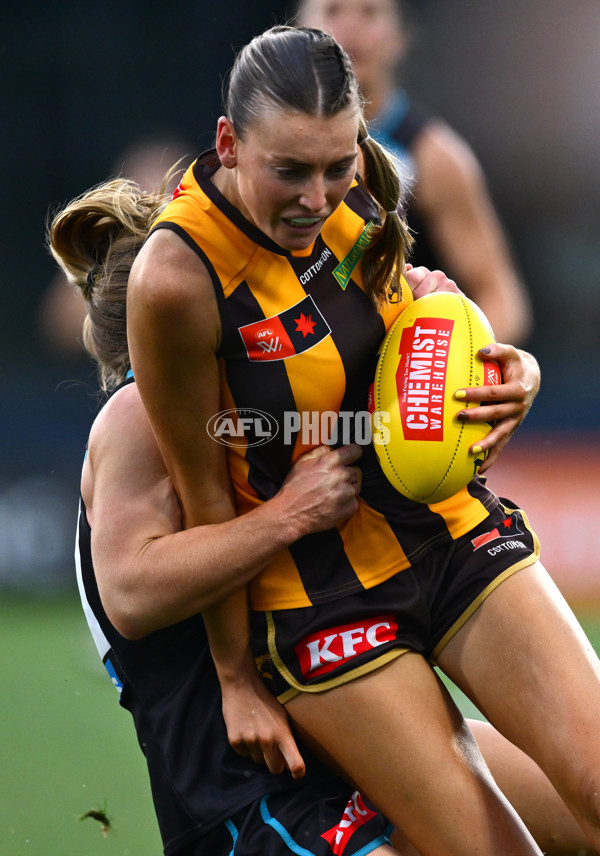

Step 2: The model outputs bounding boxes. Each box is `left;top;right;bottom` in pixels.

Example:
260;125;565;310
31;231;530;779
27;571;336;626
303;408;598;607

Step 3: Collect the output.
1;594;160;856
3;591;600;856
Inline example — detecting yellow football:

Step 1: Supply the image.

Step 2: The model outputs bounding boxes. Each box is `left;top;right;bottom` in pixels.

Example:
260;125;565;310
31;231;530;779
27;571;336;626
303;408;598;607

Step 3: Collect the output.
370;291;501;503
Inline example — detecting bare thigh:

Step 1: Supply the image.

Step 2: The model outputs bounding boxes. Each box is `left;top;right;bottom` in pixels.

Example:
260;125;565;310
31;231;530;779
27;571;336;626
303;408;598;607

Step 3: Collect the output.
286;651;541;856
438;562;600;842
470;719;598;856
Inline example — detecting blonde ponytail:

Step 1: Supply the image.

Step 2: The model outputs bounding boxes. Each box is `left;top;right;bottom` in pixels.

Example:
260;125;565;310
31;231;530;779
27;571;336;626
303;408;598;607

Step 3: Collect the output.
47;176;172;391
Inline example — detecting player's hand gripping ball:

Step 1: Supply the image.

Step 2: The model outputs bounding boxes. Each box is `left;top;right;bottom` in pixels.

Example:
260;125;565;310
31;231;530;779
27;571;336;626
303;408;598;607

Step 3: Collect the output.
370;292;501;503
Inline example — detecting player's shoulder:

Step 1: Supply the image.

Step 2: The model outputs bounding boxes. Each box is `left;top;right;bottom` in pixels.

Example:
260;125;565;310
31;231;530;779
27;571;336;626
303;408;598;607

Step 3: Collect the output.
128;227;214;323
88;381;143;447
84;379;169;499
82;380;176;542
413;119;487;214
90;382;160;468
414;119;483;181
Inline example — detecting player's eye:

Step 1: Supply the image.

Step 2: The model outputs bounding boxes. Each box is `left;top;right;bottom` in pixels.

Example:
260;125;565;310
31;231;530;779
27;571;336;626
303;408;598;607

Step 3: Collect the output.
327;163;355;178
275;167;304;180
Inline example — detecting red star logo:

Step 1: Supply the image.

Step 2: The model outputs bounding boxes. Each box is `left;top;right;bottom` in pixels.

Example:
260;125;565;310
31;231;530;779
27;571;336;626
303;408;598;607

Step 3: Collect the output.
295;312;316;337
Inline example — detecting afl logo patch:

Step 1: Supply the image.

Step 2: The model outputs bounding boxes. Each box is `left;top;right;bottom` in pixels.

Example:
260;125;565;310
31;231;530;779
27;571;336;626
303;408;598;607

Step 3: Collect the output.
238;295;331;361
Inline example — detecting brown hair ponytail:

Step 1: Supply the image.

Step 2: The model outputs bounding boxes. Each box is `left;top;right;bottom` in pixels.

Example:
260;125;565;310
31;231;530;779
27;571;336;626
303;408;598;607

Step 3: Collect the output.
358;117;413;303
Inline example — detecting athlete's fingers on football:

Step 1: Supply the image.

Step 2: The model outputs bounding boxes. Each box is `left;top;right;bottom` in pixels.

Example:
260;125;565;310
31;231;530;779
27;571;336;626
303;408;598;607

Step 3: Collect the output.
478;342;504;360
407;268;461;300
424;270;460;294
406;271;436;299
476;434;511;473
457;405;522;434
455;381;514;404
456;398;518;421
470;420;514;470
403;265;429;287
487;344;540;395
406;266;454;300
484;341;519;370
472;384;532;419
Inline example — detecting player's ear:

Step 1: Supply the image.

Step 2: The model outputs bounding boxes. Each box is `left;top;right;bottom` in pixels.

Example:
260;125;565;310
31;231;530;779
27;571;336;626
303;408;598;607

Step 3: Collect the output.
216;117;238;169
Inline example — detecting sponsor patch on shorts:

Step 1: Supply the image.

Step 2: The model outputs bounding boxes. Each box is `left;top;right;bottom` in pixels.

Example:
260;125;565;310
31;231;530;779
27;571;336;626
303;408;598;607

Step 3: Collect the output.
321;790;378;855
471;510;525;552
295;615;398;679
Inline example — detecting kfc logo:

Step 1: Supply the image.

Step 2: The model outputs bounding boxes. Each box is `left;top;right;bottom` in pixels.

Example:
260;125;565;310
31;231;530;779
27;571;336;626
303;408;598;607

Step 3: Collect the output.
296;616;398;679
321;790;377;855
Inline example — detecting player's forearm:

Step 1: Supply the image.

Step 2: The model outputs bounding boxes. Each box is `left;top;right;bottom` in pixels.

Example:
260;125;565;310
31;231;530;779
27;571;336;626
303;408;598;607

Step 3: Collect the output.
100;491;301;640
202;587;255;686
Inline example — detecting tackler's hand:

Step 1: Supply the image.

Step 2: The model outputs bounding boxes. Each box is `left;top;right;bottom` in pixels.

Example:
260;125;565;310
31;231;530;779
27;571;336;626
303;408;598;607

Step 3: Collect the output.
276;444;363;537
222;670;306;780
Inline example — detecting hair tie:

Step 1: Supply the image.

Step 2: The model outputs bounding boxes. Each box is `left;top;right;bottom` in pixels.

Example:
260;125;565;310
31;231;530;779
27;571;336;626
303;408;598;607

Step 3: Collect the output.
358;133;371;145
386;207;398;215
83;266;98;300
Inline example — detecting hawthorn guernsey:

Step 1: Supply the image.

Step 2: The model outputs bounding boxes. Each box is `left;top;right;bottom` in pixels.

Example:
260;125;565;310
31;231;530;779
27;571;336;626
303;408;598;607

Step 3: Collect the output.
370;292;501;503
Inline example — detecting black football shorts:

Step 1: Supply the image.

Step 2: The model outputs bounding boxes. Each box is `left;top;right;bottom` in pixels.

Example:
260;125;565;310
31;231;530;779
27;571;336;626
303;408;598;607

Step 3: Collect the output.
178;781;392;856
252;501;539;701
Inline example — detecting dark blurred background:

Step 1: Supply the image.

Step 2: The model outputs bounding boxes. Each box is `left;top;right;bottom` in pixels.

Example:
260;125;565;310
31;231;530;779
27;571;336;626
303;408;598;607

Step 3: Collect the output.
2;0;599;594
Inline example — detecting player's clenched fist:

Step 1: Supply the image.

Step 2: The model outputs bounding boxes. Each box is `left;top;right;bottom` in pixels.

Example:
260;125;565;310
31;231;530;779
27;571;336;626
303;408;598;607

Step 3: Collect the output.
276;444;363;538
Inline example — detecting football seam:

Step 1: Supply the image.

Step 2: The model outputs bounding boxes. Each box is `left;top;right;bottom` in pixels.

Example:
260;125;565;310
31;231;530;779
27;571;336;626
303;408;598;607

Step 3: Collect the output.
373;335;421;499
374;325;442;502
434;294;474;494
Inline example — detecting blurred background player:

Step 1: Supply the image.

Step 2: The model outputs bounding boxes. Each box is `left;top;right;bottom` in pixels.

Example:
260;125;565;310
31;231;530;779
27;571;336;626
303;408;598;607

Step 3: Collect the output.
296;0;533;345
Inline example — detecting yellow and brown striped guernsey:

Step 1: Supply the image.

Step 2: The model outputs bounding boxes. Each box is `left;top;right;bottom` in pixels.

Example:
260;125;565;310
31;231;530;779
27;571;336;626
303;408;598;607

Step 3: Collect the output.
151;151;499;610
